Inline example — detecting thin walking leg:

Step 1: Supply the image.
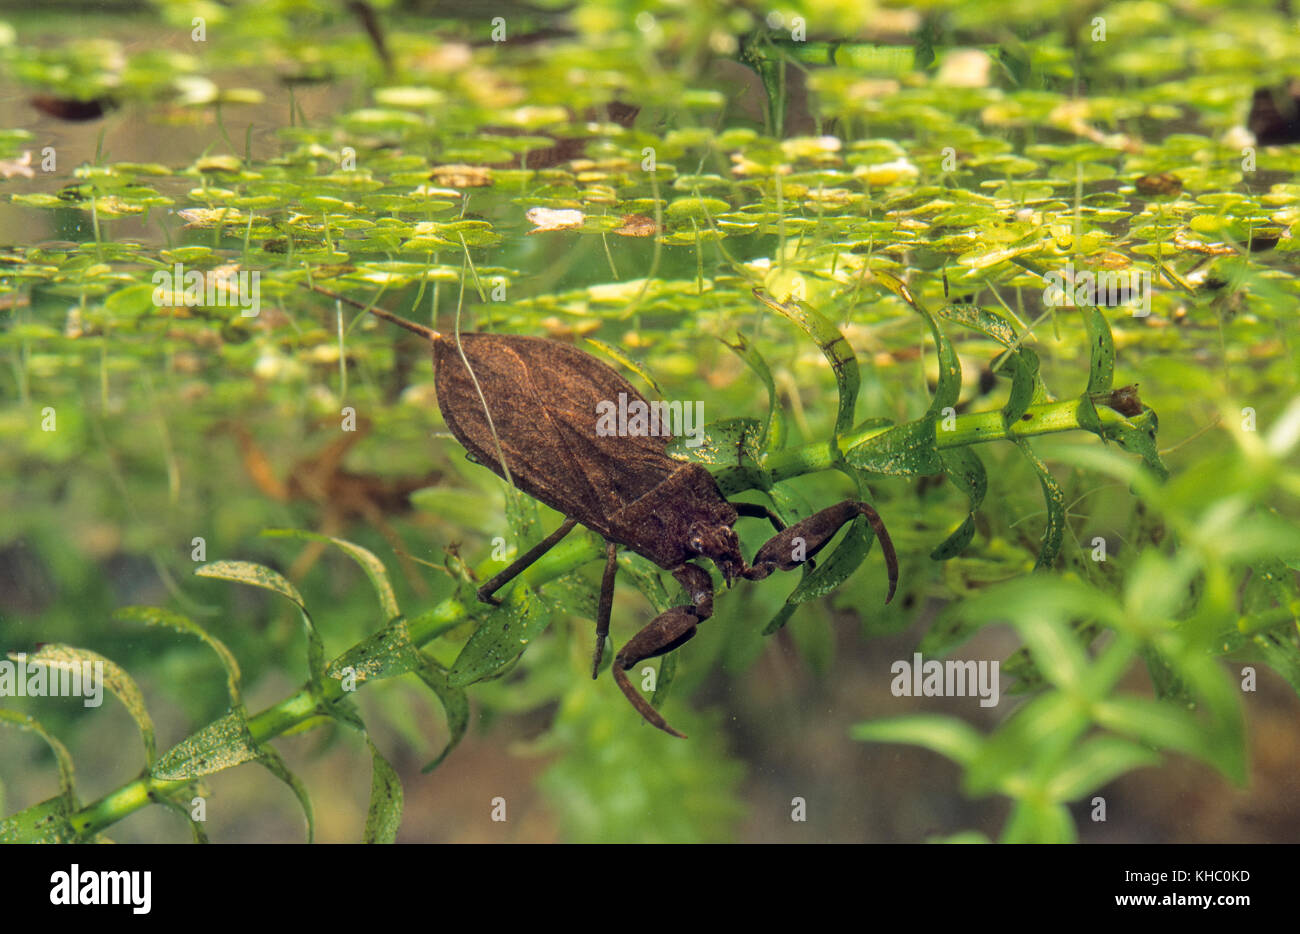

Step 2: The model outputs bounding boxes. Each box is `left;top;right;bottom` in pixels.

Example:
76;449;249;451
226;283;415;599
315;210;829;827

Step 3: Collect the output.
476;517;579;605
591;540;619;677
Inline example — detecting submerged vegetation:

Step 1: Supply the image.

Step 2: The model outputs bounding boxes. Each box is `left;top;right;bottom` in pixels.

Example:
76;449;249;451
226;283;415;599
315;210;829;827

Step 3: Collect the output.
0;0;1298;843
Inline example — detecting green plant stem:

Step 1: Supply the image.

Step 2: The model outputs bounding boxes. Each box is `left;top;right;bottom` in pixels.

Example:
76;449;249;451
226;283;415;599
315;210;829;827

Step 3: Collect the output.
64;395;1150;838
764;396;1150;482
69;537;602;838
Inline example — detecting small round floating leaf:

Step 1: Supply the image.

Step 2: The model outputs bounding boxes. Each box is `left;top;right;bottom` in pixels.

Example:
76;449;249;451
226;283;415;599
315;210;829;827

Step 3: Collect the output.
665;197;731;222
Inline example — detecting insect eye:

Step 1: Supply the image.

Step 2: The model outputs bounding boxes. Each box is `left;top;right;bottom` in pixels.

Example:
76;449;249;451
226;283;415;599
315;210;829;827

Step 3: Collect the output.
688;533;704;552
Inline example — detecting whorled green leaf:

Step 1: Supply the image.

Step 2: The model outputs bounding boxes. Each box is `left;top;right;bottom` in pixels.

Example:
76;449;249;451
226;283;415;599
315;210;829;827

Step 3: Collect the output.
1007;606;1090;691
113;605;242;707
999;345;1040;424
872;270;960;417
152;707;261;781
721;334;784;452
1091;696;1225;774
1082;306;1115;394
1141;637;1246;782
937;302;1019;347
1000;799;1076;844
1001;621;1103;695
363;736;403;844
327;617;423;686
763;515;878;634
1014;439;1066;568
195;560;325;687
448;584;552;686
938;302;1051;416
1104;412;1169;480
1140;642;1196;706
15;645;156;766
414;655;470;773
667;417;769;495
0;793;80;844
255;744;315;844
155;791;211;844
584;338;663;397
751;289;859;437
764;480;813;528
965;693;1089;796
0;710;76;837
850;714;984;767
1251;633;1300;696
262;530;400;623
930;447;989;560
195;559;305;606
846;417;943;476
504;479;544;548
651;651;678;710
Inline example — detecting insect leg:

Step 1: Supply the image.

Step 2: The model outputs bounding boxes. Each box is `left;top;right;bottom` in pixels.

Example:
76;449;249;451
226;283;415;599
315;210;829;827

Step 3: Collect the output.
741;500;898;603
476;517;579;605
730;500;786;533
591;540;619;678
611;563;714;739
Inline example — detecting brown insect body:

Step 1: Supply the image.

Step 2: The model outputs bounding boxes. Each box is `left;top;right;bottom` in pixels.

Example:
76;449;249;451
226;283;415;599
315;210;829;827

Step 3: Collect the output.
307;286;898;738
433;333;740;574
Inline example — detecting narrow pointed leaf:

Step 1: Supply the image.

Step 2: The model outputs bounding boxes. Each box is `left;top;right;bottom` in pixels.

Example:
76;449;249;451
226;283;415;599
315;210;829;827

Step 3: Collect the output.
722;334;784;452
930;447;988;560
584;338;663;396
873;270;960;416
114;605;242;707
262;530;400;622
15;645;156;766
363;736;403;843
0;794;80;844
1014;438;1066;568
851;714;984;767
448;584;552;686
255;744;315;844
328;617;423;685
0;710;76;803
1083;306;1115;394
752;289;859;437
196;560;325;687
846;417;942;475
414;655;470;773
152;707;260;780
666;417;768;494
